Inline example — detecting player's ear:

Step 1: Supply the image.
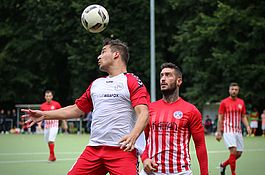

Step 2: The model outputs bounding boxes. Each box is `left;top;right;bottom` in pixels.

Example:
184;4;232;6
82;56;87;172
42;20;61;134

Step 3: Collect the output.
176;77;182;86
113;51;120;59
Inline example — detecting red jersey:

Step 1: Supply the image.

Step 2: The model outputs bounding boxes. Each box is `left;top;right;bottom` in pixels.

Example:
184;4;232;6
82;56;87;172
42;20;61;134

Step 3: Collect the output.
40;100;61;128
218;97;246;133
141;98;208;175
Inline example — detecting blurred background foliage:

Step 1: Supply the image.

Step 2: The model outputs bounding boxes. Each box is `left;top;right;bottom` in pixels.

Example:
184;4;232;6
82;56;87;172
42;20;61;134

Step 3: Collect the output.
0;0;264;111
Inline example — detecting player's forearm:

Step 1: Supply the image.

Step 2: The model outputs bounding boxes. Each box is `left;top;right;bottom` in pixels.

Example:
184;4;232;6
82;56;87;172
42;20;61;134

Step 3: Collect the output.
43;104;84;120
242;115;250;129
216;114;223;133
194;133;209;175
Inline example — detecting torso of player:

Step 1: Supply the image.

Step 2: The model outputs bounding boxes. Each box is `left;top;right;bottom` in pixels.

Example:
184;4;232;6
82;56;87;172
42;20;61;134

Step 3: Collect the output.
76;73;149;147
261;114;265;125
147;98;202;173
219;97;245;133
40;100;61;129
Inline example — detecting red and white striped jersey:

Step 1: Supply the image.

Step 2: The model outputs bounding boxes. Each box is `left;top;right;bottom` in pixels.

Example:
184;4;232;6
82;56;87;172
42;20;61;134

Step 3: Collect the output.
75;73;150;149
142;98;208;174
218;97;246;133
40;100;61;129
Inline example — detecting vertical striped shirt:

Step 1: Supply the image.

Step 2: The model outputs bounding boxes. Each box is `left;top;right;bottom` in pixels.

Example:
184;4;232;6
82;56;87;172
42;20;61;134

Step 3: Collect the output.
218;97;246;133
142;98;208;174
40;100;61;129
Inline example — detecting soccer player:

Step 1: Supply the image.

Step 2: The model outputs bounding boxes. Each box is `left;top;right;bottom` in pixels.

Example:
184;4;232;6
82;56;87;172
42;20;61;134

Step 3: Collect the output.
40;90;62;162
22;38;149;175
215;82;251;175
140;62;209;175
261;109;265;137
249;107;259;137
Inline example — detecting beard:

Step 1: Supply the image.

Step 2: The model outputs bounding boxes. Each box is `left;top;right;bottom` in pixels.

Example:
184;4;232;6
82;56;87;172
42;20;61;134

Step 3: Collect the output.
161;84;177;97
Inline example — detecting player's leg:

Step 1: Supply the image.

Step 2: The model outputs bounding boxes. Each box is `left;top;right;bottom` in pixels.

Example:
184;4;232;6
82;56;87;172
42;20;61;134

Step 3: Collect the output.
67;146;108;175
103;146;138;175
220;133;237;175
48;127;58;161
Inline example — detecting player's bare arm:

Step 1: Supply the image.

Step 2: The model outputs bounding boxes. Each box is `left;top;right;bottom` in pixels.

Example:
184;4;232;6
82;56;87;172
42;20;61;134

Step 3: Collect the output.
242;114;251;135
119;104;149;152
22;104;84;127
215;113;223;141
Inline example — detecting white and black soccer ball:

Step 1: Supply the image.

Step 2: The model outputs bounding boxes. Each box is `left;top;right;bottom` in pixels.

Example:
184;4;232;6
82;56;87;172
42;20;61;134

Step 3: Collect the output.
81;4;109;33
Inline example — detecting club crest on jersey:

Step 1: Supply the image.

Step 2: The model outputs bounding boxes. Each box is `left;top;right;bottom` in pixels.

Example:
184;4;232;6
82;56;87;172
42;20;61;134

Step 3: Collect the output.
173;111;183;119
114;82;124;91
238;104;242;109
51;106;55;110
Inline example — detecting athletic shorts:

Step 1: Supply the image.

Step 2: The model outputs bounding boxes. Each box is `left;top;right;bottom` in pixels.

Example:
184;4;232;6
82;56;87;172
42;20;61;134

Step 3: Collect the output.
67;146;138;175
223;132;244;151
250;121;258;128
139;169;192;175
262;124;265;130
44;127;58;143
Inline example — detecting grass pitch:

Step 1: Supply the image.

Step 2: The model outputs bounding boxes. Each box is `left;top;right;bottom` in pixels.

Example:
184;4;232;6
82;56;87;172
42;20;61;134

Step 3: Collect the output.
0;134;264;175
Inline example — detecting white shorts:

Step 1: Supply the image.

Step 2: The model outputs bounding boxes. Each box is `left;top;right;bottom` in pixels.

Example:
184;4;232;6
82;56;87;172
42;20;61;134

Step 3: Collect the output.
250;121;258;128
223;132;244;151
262;125;265;130
44;127;58;143
139;169;192;175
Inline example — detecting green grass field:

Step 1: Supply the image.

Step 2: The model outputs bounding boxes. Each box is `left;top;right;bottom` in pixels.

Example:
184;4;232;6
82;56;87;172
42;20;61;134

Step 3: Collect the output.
0;134;264;175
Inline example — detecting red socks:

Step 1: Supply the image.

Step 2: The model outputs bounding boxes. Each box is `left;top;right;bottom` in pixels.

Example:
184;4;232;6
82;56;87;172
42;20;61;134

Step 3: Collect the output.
229;154;236;175
48;142;55;156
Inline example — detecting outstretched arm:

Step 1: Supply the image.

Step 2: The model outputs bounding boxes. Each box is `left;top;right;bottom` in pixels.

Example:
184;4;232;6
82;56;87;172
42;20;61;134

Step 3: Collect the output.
119;104;149;152
22;104;84;127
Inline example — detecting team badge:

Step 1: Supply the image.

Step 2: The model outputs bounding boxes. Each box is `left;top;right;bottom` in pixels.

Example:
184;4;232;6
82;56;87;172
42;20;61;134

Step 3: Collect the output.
114;82;124;91
173;111;183;119
238;104;242;109
51;106;55;110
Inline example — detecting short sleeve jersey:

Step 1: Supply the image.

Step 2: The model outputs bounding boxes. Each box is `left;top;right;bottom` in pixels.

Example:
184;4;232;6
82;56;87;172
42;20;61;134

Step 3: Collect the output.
40;100;61;128
144;98;204;174
218;97;246;133
75;73;149;147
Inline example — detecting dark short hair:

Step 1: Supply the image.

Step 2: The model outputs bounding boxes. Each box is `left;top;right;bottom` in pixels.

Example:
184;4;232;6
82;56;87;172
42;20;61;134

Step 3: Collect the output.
103;38;129;64
229;82;239;87
160;62;182;77
44;90;53;95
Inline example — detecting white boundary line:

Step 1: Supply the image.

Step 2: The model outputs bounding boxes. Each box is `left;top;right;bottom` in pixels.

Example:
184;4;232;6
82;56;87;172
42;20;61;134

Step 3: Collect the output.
0;148;264;164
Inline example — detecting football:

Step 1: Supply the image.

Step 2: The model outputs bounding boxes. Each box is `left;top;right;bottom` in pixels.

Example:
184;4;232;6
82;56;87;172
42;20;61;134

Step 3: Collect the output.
81;4;109;33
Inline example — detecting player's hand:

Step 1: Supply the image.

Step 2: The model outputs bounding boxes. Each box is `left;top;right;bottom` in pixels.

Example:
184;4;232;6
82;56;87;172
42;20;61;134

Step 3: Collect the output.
143;158;158;174
215;131;222;142
118;134;137;152
21;109;45;128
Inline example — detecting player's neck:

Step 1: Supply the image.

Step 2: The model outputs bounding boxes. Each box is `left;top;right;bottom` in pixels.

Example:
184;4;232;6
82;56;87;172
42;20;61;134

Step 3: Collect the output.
108;66;127;77
162;91;180;103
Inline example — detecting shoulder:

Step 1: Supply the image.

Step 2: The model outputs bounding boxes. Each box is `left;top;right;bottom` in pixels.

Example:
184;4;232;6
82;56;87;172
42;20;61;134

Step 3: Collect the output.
125;73;144;86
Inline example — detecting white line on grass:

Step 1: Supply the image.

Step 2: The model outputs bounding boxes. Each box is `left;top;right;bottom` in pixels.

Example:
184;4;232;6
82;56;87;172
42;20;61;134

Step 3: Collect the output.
0;158;76;164
0;148;264;164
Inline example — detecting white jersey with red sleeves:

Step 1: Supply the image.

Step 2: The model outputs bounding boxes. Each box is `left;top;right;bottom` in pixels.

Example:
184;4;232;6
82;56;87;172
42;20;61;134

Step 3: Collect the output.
40;100;61;129
75;73;149;150
142;98;207;174
218;97;246;133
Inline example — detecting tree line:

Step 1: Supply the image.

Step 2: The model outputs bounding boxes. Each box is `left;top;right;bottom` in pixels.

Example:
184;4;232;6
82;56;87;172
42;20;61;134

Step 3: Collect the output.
0;0;264;111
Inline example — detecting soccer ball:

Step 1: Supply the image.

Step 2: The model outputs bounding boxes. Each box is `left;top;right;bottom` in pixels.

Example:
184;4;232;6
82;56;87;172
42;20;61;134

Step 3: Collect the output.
81;4;109;33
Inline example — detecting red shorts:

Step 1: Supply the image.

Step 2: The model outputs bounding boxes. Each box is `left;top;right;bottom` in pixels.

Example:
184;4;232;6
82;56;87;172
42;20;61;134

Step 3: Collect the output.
67;146;139;175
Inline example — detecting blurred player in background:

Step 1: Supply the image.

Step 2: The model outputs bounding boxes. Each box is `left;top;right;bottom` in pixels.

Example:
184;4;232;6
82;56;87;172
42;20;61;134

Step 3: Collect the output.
215;82;251;175
40;90;62;162
141;63;209;175
22;38;149;175
249;107;259;137
261;109;265;137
